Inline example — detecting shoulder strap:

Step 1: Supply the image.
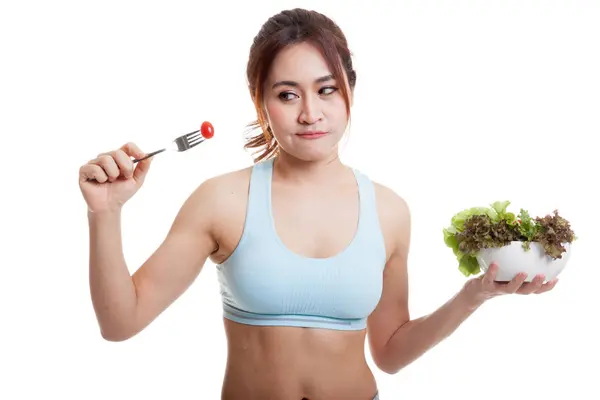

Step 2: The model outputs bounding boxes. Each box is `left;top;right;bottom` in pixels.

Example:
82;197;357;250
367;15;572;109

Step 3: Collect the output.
244;158;274;230
352;168;384;237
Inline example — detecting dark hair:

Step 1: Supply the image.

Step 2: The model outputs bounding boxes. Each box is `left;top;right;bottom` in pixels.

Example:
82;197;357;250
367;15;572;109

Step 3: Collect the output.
244;8;357;163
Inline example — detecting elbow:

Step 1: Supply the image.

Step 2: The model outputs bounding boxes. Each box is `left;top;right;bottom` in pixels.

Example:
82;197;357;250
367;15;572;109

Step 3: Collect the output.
376;364;395;375
95;309;140;342
376;360;402;375
372;341;411;375
99;326;136;342
101;332;131;342
372;350;402;375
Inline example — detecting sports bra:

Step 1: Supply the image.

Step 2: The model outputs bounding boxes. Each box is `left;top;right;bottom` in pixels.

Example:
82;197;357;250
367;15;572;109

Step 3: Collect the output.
215;157;387;331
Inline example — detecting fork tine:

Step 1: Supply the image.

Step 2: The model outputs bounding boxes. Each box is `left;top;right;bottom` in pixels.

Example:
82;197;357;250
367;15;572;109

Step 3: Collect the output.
185;129;200;139
186;132;202;143
172;126;212;152
188;136;205;147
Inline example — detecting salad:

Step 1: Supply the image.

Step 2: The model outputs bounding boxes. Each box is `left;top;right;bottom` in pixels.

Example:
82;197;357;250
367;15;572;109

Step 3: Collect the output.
443;201;576;277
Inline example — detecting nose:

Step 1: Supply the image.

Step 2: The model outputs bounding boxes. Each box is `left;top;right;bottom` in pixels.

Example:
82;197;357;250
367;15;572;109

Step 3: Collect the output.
298;95;323;125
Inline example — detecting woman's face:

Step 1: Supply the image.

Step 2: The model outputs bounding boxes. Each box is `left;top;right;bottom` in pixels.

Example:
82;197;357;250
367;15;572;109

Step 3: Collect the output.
263;41;352;162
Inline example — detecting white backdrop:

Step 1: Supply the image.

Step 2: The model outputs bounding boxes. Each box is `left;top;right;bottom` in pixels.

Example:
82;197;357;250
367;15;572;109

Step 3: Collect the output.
1;0;598;398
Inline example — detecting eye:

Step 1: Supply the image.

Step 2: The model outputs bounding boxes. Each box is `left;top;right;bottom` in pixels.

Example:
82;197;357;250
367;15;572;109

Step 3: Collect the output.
278;91;298;101
319;86;338;95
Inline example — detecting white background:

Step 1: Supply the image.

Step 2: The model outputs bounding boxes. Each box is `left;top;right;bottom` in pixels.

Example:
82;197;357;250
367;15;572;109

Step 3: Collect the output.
1;0;598;398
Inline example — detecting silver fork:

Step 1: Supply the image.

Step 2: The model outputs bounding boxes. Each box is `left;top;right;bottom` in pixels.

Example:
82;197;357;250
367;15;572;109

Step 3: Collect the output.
133;129;206;163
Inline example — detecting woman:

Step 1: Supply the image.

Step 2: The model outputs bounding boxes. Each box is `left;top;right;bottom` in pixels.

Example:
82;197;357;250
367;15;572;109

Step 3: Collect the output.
78;8;558;400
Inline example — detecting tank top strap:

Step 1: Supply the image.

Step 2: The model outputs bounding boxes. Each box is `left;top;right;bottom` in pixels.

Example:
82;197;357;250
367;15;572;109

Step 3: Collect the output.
351;168;384;240
245;159;382;249
243;157;275;230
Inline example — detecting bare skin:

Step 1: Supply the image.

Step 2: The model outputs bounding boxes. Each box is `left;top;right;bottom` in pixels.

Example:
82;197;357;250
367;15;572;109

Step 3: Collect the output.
205;157;409;400
81;41;411;399
81;151;409;400
82;32;559;400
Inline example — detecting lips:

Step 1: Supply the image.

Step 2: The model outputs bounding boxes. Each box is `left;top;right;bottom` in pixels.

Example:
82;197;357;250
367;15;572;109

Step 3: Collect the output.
296;131;328;139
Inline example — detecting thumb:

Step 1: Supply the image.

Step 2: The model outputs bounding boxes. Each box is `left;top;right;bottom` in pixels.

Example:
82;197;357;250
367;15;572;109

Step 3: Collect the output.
133;156;152;183
120;142;153;184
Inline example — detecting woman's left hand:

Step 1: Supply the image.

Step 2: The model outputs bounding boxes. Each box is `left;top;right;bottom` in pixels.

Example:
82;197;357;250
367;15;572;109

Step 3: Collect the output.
463;262;559;305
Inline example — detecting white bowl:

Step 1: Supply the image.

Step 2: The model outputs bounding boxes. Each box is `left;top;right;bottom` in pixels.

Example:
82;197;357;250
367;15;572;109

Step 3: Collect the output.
475;241;571;282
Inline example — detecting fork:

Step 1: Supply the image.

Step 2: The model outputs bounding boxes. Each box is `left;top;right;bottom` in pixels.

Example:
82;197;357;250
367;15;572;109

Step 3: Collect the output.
133;121;214;163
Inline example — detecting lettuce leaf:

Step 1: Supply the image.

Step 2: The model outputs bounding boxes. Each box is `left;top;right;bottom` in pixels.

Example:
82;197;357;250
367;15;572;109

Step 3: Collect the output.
442;204;501;277
516;208;536;249
490;200;517;225
533;210;576;258
443;201;576;277
443;226;481;277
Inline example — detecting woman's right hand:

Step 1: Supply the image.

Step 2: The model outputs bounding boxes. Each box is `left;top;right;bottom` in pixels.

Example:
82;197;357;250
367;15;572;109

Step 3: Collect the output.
79;142;153;213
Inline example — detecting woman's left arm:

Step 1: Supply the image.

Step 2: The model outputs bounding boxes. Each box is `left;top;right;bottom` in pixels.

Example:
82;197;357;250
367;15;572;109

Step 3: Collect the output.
367;187;558;375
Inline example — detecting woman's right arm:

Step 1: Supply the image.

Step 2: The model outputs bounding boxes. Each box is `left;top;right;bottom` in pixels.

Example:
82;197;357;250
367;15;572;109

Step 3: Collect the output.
81;143;220;341
89;178;219;341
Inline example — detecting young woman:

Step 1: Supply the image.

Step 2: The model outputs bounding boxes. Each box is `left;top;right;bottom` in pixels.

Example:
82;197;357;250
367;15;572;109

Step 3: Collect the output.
78;8;558;400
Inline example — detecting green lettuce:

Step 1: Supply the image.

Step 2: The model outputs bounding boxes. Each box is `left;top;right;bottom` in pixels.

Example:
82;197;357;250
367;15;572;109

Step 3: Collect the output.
443;201;513;276
443;201;575;277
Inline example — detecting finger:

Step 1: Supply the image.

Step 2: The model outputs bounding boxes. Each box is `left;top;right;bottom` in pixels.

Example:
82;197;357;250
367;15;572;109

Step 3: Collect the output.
133;155;152;183
112;149;134;179
80;164;108;183
121;142;146;159
504;272;528;293
119;142;153;183
482;262;499;285
517;274;545;295
94;154;121;182
534;278;559;294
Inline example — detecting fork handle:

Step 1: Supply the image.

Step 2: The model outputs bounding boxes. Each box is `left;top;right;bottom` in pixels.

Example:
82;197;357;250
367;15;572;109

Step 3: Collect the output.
133;148;166;163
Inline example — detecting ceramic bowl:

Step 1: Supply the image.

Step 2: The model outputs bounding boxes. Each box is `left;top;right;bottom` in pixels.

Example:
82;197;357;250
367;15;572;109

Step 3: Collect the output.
476;241;571;282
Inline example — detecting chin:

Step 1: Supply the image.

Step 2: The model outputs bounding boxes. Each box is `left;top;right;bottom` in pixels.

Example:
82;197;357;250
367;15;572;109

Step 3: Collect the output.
276;133;343;162
285;145;338;162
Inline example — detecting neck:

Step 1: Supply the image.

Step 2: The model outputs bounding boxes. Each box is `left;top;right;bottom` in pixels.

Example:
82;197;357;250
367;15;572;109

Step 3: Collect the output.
272;149;347;186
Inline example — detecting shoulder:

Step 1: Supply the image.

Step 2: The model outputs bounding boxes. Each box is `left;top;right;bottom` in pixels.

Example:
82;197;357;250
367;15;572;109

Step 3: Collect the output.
369;178;412;259
199;164;253;195
372;181;410;221
186;164;254;211
166;164;255;259
351;165;410;225
352;166;409;216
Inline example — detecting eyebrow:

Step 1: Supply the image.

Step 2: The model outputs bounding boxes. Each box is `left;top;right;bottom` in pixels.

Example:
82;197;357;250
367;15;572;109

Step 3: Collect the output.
271;74;334;89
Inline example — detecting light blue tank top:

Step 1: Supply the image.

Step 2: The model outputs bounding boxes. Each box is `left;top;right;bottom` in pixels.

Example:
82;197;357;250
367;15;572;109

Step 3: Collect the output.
215;158;387;331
